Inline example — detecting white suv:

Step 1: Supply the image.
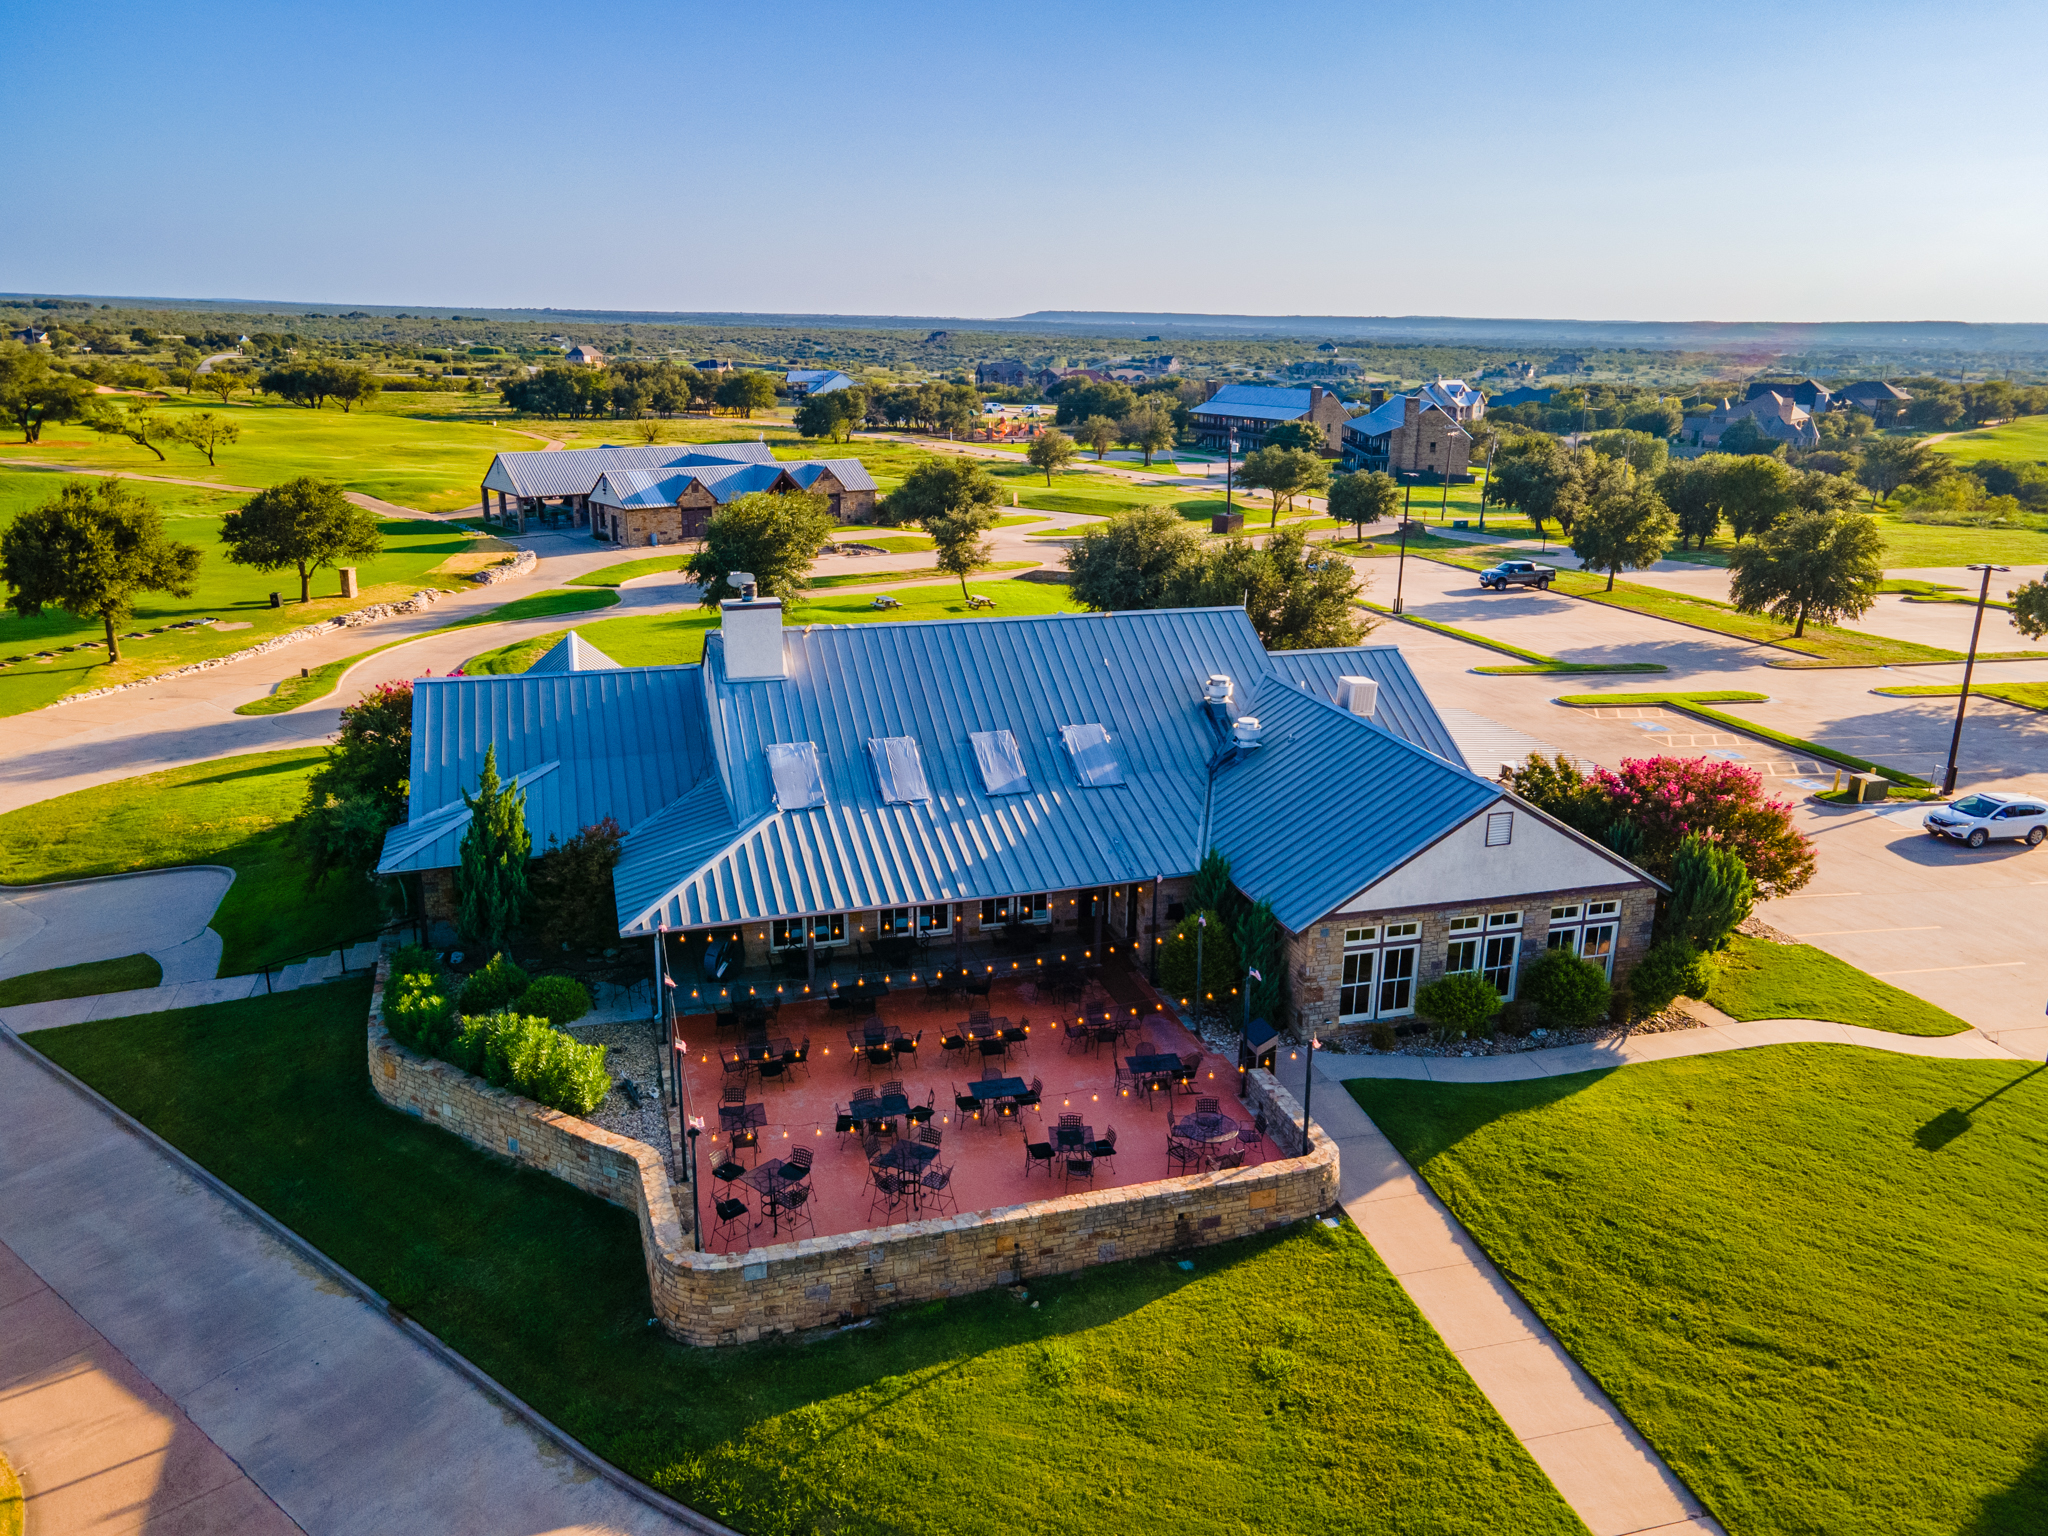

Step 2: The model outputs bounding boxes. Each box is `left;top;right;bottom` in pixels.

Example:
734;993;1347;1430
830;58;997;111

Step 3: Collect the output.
1923;792;2048;848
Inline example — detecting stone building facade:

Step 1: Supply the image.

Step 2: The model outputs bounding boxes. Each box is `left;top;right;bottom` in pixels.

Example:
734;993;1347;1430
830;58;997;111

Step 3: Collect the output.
1340;393;1474;480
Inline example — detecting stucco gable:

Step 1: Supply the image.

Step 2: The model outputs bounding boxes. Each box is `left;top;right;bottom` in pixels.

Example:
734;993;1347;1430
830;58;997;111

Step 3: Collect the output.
1333;797;1651;917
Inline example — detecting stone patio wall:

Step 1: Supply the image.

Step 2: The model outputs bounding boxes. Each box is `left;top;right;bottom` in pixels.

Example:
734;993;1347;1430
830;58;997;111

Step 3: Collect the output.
367;950;1339;1346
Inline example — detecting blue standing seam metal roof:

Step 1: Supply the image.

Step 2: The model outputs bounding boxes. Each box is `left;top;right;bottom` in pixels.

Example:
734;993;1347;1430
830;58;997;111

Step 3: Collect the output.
1196;385;1316;413
525;633;621;674
1267;645;1467;767
786;369;855;393
480;441;775;500
1208;674;1504;933
588;460;878;512
615;607;1275;935
376;668;712;875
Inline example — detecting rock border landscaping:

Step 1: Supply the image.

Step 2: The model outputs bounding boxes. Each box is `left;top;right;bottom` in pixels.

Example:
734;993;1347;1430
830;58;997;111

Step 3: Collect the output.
365;946;1340;1346
469;550;538;585
47;588;449;708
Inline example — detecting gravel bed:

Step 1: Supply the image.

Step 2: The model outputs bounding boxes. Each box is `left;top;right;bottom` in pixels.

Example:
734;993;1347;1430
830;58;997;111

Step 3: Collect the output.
1190;1003;1705;1062
565;1019;672;1160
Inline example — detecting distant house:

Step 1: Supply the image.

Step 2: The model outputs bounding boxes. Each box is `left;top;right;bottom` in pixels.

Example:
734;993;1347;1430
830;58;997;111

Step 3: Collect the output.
785;369;855;397
1547;353;1587;374
1191;384;1350;455
1341;392;1474;480
479;440;878;537
10;326;51;346
695;358;731;374
1834;380;1912;422
1148;355;1185;375
976;359;1028;387
1746;378;1832;413
1418;378;1486;424
1690;392;1818;450
564;345;607;369
1490;386;1553;409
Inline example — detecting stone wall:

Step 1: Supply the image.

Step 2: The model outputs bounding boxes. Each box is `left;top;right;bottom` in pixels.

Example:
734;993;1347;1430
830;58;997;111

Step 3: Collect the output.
1283;882;1659;1035
1386;399;1471;479
366;948;1339;1347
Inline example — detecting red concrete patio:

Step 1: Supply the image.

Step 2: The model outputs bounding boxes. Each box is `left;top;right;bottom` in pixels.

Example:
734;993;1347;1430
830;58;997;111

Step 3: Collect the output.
673;967;1283;1251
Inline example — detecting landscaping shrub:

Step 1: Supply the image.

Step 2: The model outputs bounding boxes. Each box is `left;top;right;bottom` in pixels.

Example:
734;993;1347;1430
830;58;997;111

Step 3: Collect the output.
389;943;439;978
1629;939;1716;1018
1416;971;1503;1041
1370;1021;1398;1052
384;968;459;1055
1158;910;1239;1013
464;1008;611;1115
521;974;592;1026
459;951;530;1014
1665;832;1756;951
527;817;625;950
1495;999;1533;1038
1519;948;1612;1028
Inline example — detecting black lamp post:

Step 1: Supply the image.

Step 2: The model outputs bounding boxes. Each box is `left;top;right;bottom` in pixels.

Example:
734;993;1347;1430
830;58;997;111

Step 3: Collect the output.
1942;562;2011;795
1299;1032;1319;1154
1225;430;1237;521
1392;513;1413;615
686;1125;703;1252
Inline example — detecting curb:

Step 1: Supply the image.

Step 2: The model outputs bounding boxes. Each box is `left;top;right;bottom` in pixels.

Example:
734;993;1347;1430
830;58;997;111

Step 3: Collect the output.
0;1022;741;1536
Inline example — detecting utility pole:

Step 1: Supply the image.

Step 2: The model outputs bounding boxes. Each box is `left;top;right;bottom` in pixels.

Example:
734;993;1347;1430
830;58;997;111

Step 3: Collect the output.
1392;513;1412;615
1225;430;1237;522
1942;562;2010;795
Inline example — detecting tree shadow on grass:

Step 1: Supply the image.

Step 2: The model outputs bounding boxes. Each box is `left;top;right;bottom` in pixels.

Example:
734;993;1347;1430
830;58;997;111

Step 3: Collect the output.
1961;1429;2048;1535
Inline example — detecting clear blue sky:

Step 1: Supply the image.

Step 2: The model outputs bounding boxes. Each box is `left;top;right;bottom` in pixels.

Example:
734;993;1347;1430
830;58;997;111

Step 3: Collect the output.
7;0;2043;322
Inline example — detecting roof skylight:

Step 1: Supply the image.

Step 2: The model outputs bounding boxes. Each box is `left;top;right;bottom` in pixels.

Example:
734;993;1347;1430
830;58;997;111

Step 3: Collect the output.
1059;722;1124;787
765;741;826;810
968;729;1031;796
866;736;931;803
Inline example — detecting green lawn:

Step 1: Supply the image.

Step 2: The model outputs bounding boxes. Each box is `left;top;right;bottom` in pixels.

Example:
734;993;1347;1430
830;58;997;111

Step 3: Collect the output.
1349;1045;2048;1535
568;553;694;588
468;576;1086;672
0;750;377;973
1874;680;2048;713
0;469;482;715
1553;691;1930;786
0;394;534;511
1704;934;1970;1035
0;953;160;1007
1928;414;2048;465
834;533;934;552
28;985;1588;1536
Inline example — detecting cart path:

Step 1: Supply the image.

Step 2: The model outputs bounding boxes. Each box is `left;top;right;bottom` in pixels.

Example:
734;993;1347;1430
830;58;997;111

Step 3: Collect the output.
0;1027;717;1536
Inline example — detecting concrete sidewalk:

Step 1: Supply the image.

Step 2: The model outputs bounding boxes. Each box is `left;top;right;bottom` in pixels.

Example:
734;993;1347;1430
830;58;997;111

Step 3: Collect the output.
1275;1049;1725;1536
0;1029;708;1536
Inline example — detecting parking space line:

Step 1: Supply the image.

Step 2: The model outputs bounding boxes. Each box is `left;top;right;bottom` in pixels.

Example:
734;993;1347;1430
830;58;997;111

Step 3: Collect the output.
1873;962;2029;976
1793;927;1942;937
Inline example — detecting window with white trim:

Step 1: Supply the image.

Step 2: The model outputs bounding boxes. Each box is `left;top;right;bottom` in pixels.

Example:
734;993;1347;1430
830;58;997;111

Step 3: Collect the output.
880;904;952;936
770;913;846;950
1446;914;1482;975
1340;921;1420;1020
979;893;1049;926
1479;912;1523;997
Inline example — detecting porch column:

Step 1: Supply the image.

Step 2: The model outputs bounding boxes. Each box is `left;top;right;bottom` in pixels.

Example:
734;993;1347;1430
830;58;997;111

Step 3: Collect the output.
479;483;488;523
1093;892;1106;955
516;498;527;535
805;924;816;987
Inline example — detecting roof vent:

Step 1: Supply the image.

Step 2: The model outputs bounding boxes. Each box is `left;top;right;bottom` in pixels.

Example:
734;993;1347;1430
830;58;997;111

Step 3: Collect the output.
1334;675;1379;718
728;571;758;600
1232;716;1264;749
1204;674;1234;704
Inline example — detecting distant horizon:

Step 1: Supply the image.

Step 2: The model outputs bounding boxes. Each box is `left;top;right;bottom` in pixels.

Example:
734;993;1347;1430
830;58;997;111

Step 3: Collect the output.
11;294;2048;356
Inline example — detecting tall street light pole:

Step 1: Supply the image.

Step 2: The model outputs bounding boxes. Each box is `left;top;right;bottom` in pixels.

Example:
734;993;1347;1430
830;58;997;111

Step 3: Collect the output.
1392;509;1412;615
1942;562;2011;795
1225;431;1237;522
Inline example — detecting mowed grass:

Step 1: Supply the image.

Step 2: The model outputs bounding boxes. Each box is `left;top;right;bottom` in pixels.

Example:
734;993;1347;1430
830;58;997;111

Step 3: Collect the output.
1875;680;2048;713
1349;1046;2048;1536
1703;934;1971;1036
1928;414;2048;466
0;953;160;1007
29;983;1587;1536
0;750;376;972
0;469;480;714
466;576;1086;672
0;393;534;511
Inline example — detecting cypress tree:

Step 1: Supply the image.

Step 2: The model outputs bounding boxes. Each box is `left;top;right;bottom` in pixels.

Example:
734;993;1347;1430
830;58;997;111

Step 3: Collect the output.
457;745;530;951
1665;832;1755;951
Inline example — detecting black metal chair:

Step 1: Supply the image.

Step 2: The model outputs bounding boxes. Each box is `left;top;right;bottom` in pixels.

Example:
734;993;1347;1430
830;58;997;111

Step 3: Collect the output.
728;1126;759;1163
1166;1135;1200;1174
920;1162;959;1217
1196;1096;1220;1117
940;1028;968;1063
1238;1113;1266;1165
1089;1125;1118;1173
713;1195;749;1247
1023;1131;1055;1178
774;1182;817;1239
906;1088;937;1126
1064;1019;1090;1054
1063;1156;1095;1190
1014;1076;1042;1111
893;1029;921;1062
953;1083;978;1119
868;1170;906;1224
916;1125;943;1150
757;1057;787;1086
784;1038;810;1079
781;1146;814;1182
834;1108;859;1149
711;1158;747;1188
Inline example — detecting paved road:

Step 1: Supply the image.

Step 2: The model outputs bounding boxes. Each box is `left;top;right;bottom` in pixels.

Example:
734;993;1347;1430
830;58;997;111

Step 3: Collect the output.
0;1032;699;1536
0;869;233;983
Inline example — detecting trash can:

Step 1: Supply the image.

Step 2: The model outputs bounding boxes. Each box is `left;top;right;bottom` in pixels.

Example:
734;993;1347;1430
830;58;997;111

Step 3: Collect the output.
1242;1017;1279;1073
338;567;358;599
268;592;281;608
1849;773;1888;803
1211;511;1244;535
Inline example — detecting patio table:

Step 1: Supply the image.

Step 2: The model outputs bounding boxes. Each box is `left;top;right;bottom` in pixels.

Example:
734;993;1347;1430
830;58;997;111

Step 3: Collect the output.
1052;1121;1093;1152
718;1102;768;1135
847;1093;911;1125
740;1161;800;1235
968;1076;1027;1103
869;1140;941;1209
736;1036;792;1066
1174;1113;1243;1168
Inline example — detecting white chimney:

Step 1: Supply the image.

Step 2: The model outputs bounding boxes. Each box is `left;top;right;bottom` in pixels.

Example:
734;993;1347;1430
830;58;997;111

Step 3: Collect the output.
720;581;786;681
1335;675;1379;718
1231;715;1264;749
